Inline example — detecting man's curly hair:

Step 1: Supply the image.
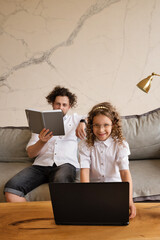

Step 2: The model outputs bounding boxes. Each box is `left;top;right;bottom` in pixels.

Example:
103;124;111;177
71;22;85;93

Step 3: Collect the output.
86;102;124;147
46;86;77;108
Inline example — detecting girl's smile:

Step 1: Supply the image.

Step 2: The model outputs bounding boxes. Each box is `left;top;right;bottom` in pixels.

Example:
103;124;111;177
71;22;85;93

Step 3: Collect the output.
92;114;112;141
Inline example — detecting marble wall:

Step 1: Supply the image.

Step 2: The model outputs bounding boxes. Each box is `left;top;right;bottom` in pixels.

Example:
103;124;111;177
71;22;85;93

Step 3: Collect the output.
0;0;160;126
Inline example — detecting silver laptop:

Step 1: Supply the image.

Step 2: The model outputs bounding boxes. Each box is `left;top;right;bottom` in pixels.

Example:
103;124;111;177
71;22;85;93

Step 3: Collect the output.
49;182;129;225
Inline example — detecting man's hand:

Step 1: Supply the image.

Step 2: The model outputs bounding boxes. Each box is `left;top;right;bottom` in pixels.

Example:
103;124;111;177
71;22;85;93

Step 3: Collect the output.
27;128;53;158
76;122;86;140
39;128;53;142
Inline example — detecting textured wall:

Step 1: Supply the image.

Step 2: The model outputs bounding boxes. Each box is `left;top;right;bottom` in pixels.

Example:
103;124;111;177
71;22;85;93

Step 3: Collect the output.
0;0;160;126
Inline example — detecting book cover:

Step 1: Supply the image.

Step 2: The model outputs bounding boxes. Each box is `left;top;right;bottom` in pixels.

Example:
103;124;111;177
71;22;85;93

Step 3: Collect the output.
25;109;65;136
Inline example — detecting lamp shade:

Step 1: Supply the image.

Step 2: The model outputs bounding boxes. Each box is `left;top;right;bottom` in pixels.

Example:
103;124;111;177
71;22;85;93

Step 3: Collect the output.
136;75;153;93
137;72;160;93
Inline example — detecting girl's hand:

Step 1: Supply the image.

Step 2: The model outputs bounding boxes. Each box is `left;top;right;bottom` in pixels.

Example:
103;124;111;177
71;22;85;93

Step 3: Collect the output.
39;128;53;143
129;202;136;219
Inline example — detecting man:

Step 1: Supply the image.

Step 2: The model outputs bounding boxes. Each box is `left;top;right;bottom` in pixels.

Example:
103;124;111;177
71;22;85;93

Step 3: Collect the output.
4;86;86;202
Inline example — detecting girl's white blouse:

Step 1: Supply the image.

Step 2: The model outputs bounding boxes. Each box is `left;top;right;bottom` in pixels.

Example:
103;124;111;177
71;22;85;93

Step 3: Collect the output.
79;136;130;182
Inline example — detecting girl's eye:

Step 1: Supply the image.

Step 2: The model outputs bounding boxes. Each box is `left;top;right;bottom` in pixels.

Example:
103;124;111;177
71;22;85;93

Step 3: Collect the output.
92;124;112;128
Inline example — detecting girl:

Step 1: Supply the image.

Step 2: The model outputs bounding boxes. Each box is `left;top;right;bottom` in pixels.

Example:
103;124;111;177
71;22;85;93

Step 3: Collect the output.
79;102;136;219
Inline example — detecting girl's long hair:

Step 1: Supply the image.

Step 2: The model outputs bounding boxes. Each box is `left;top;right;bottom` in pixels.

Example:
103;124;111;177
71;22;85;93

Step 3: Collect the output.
86;102;124;147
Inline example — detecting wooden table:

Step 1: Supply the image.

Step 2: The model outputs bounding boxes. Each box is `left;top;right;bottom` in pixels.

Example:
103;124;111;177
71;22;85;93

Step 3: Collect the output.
0;201;160;240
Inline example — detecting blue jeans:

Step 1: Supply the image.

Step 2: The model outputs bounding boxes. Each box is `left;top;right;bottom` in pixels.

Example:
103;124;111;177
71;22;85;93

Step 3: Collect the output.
4;163;76;197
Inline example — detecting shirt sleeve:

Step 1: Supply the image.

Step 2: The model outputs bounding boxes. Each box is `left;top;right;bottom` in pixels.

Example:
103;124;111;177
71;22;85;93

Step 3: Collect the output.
78;140;91;168
26;133;39;150
116;141;130;170
73;113;87;127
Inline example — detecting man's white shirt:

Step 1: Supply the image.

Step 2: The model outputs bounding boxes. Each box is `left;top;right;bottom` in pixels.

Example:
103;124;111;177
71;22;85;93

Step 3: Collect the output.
26;113;84;168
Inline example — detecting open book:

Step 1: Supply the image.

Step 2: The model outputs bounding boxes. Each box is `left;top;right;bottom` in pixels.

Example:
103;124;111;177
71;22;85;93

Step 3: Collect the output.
25;109;65;135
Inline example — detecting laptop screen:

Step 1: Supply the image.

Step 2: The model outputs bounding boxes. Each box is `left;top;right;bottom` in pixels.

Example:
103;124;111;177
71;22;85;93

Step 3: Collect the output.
49;182;129;226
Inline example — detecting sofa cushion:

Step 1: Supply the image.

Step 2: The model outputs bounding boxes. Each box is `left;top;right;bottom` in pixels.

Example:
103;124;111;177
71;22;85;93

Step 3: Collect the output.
0;127;32;162
129;159;160;199
122;108;160;160
26;184;50;202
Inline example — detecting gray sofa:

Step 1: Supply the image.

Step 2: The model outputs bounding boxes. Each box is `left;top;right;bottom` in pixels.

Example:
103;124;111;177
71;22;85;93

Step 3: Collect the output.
0;108;160;202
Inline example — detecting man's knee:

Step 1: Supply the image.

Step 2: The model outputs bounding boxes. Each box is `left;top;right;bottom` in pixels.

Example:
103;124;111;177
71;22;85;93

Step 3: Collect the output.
54;173;73;183
54;164;76;183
